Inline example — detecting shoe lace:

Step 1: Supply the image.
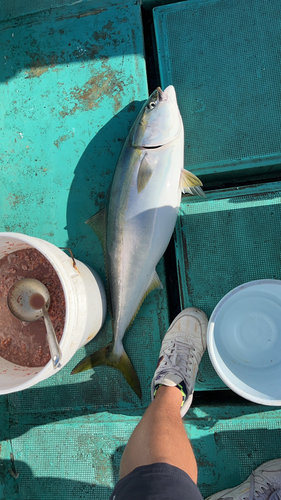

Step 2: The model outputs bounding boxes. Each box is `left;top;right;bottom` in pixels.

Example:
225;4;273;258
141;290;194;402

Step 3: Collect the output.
248;473;278;500
160;340;195;390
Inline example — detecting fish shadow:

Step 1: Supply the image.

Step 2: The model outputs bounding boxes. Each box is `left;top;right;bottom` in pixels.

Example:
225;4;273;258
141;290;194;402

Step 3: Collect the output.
65;100;144;284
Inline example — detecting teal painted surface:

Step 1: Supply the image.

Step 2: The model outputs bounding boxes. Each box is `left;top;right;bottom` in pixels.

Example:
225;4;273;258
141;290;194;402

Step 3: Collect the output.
0;0;127;23
153;0;281;185
175;181;281;390
0;0;160;378
0;0;152;382
1;0;147;284
1;0;281;498
188;404;281;498
0;1;170;497
0;0;180;20
6;404;281;499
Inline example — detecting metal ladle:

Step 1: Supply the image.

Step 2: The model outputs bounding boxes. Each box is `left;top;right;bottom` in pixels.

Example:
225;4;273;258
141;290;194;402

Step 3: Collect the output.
7;278;62;369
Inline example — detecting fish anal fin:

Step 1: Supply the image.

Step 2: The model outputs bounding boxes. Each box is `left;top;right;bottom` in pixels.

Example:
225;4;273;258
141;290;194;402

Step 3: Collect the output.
71;341;142;399
180;169;205;197
85;208;107;251
146;270;163;295
137;153;154;193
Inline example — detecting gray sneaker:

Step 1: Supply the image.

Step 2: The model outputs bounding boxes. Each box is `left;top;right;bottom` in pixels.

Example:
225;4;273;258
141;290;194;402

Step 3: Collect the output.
206;459;281;500
151;307;208;417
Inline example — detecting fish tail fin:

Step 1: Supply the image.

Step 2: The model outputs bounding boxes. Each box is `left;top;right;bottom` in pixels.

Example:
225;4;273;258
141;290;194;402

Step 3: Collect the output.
71;342;142;399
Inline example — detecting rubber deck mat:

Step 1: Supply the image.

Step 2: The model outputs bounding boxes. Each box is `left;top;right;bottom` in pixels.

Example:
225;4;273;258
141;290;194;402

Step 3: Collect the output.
153;0;281;183
175;181;281;389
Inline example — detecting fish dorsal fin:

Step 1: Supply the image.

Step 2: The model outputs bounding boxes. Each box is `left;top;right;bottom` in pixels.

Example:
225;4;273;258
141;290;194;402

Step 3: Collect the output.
137;153;154;193
180;169;206;197
85;208;106;252
129;270;163;327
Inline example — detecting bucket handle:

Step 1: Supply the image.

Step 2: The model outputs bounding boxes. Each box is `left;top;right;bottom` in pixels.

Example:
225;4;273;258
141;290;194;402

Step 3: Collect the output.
60;248;78;271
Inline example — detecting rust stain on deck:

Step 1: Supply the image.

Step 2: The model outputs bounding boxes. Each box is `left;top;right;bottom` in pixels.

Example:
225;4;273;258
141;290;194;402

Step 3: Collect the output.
60;70;124;116
7;194;26;207
54;131;75;148
27;66;49;78
25;52;60;79
93;20;114;41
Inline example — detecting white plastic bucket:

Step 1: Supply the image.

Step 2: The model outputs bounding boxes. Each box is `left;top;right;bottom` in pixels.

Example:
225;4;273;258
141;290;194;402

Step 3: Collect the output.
207;279;281;405
0;232;107;394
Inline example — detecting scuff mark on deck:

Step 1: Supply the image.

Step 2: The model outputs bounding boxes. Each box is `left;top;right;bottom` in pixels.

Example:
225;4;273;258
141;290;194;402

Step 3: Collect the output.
57;8;107;21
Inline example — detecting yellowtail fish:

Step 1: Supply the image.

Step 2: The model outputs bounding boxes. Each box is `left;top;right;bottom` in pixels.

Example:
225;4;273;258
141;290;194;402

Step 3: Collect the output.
71;86;204;398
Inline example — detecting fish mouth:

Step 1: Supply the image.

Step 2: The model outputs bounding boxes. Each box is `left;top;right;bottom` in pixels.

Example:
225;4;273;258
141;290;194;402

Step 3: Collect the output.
157;87;166;101
160;85;176;102
140;144;163;150
145;86;176;109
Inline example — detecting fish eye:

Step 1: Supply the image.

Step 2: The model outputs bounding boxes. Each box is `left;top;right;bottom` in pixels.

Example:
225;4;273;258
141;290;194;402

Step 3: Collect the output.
146;101;157;110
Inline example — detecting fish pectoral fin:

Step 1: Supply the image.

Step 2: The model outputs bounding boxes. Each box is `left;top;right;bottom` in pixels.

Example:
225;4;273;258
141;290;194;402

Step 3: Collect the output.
137;153;154;193
85;208;107;251
71;342;142;399
180;169;206;197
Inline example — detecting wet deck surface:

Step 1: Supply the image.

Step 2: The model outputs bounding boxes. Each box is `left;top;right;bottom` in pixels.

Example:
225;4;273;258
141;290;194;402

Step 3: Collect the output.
1;0;281;498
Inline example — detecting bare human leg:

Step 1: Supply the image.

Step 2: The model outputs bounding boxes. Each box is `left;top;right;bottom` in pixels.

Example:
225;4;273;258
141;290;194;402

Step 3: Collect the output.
120;385;197;482
120;308;208;484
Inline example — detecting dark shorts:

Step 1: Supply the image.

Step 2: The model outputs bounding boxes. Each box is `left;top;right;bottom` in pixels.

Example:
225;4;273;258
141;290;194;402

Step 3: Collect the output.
109;462;204;500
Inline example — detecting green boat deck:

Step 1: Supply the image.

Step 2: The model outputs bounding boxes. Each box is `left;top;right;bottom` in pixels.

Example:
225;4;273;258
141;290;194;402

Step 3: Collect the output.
1;0;281;498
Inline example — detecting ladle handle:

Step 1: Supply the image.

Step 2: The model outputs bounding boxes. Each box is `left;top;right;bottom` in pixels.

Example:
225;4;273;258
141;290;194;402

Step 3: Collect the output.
42;307;62;369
